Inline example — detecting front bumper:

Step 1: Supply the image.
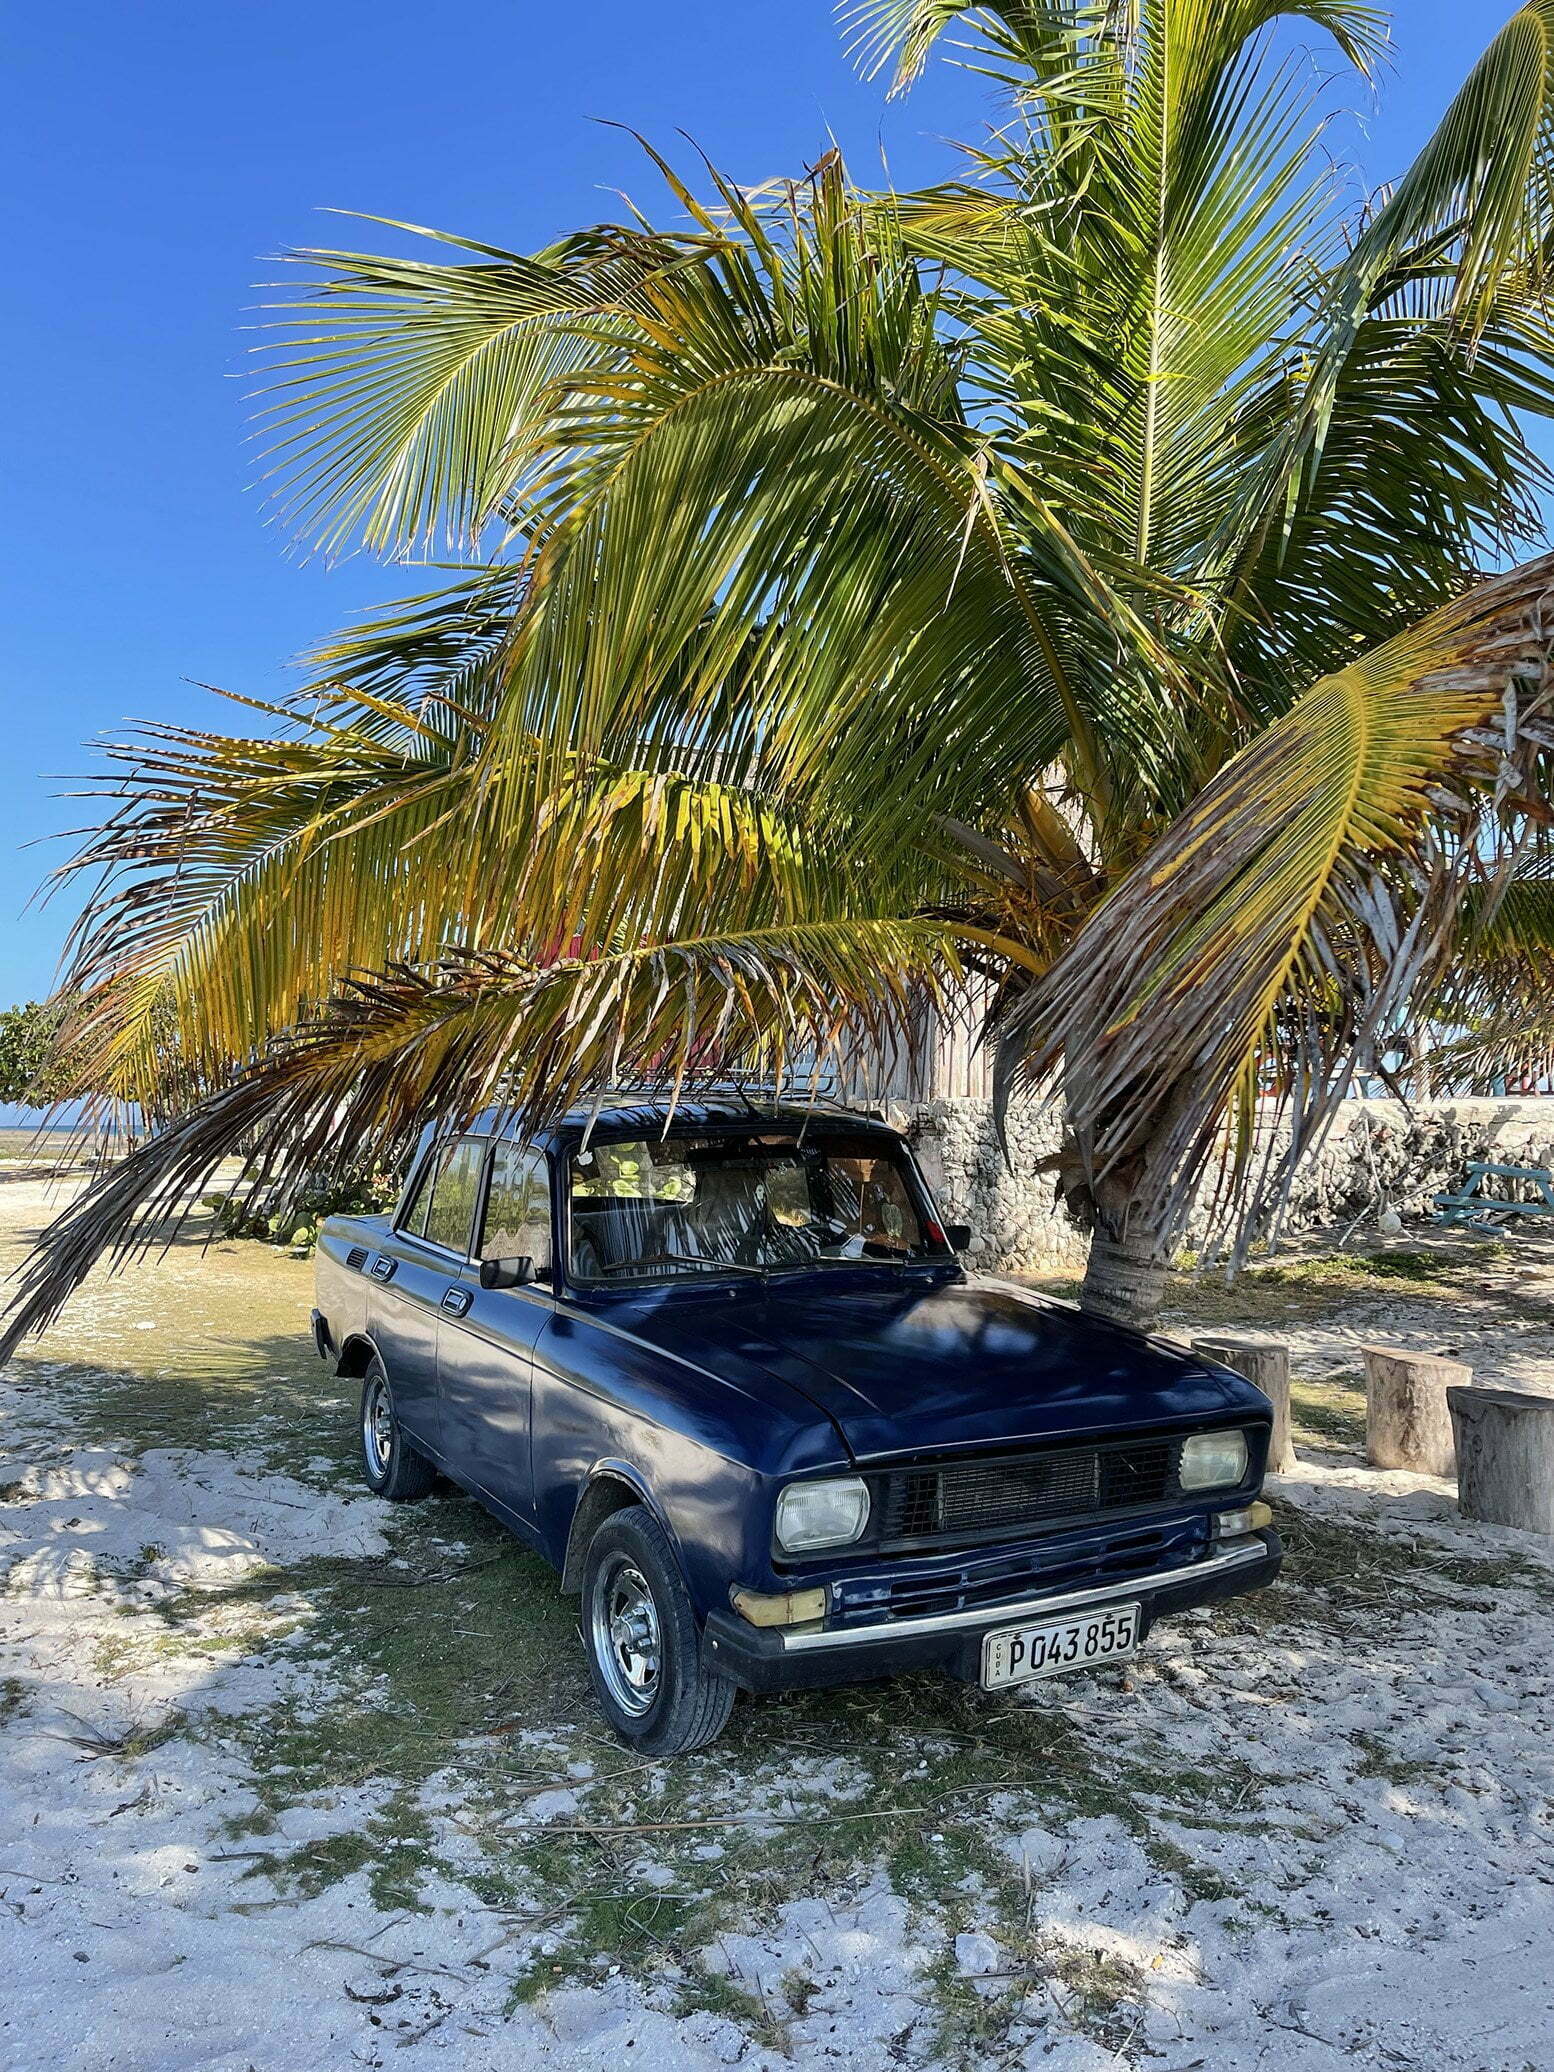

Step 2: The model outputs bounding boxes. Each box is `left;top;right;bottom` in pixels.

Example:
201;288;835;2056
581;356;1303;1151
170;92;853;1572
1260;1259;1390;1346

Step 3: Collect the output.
702;1529;1281;1693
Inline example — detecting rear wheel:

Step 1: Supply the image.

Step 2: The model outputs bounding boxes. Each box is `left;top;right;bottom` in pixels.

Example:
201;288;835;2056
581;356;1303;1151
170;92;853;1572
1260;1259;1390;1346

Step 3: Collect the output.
358;1358;437;1502
581;1507;735;1755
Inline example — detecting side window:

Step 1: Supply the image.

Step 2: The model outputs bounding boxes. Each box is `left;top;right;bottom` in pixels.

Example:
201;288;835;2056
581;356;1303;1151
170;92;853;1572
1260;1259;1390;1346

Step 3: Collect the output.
479;1143;552;1270
408;1138;485;1253
398;1143;448;1239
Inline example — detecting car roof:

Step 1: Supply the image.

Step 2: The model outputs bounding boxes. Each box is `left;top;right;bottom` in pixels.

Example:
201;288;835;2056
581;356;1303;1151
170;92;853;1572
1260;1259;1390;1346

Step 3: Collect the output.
448;1097;904;1156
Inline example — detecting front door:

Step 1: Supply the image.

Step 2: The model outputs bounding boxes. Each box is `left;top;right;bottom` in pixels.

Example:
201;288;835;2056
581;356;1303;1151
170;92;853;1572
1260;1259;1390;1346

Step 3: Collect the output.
437;1140;553;1520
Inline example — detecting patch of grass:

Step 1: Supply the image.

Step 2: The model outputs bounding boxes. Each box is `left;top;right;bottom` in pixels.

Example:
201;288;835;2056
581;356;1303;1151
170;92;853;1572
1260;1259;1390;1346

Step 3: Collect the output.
1294;1247;1487;1284
1289;1369;1367;1451
0;1675;30;1726
18;1352;358;1491
182;1499;591;1923
232;1797;447;1912
92;1569;300;1682
1349;1731;1435;1789
1047;1942;1147;2042
157;1512;1286;2043
4;1197;353;1489
1154;1234;1518;1328
672;1965;791;2051
1141;1831;1235;1905
915;1854;1150;2066
1213;1499;1554;1642
920;1948;1036;2066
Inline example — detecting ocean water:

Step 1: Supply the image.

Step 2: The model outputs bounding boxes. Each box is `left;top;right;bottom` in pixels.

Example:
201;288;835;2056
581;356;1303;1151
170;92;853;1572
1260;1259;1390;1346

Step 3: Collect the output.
0;1125;94;1165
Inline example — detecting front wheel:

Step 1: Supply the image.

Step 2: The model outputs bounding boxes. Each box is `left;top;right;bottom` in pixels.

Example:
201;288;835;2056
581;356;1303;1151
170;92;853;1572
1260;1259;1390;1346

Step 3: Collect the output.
581;1508;735;1755
359;1359;437;1502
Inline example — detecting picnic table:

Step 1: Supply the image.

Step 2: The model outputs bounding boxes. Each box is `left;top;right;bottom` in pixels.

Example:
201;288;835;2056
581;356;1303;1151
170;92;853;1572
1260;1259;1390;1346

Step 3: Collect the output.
1433;1160;1554;1233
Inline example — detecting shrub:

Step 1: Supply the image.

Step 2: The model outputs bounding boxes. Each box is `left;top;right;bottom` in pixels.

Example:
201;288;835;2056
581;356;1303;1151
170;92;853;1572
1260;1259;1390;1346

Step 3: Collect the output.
202;1166;397;1253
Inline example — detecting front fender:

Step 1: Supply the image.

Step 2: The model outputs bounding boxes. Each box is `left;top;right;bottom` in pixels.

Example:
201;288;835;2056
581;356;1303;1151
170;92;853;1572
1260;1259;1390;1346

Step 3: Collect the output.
530;1310;841;1621
560;1458;685;1594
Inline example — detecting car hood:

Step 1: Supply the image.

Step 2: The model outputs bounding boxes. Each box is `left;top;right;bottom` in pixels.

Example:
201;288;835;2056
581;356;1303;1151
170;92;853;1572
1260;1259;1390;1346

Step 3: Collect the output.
624;1271;1262;1462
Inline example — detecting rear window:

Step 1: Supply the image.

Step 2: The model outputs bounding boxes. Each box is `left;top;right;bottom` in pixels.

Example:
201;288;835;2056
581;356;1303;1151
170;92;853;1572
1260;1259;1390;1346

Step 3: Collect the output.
401;1138;485;1254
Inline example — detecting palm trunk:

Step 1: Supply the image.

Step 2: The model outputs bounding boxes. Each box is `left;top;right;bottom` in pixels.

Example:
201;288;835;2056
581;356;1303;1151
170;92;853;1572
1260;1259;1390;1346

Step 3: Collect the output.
1079;1221;1170;1332
1054;1096;1181;1334
1060;1060;1193;1334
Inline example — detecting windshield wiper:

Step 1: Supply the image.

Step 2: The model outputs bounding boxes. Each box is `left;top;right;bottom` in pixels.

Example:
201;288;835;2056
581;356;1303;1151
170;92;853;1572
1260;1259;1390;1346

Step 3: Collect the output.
661;1251;766;1278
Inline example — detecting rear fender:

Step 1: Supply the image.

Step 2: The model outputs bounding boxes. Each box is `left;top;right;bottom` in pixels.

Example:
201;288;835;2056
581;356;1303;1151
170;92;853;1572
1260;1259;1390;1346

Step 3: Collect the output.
335;1330;385;1380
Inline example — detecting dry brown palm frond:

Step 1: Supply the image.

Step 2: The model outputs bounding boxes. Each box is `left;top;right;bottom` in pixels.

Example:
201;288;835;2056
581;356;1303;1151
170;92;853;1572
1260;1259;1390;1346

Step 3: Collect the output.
997;551;1554;1260
0;919;964;1356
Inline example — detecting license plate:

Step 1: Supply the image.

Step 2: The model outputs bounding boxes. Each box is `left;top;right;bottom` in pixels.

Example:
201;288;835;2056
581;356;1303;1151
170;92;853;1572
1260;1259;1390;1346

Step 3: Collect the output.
981;1601;1140;1690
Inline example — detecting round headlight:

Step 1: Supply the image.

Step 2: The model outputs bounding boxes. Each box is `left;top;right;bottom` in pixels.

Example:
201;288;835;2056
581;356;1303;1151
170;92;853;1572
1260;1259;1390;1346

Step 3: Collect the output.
775;1476;871;1553
1180;1429;1250;1492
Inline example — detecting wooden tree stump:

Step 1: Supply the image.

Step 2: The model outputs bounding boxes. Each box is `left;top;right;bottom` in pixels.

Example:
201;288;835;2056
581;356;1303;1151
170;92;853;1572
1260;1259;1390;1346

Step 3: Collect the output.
1449;1385;1554;1536
1362;1345;1470;1476
1191;1334;1296;1473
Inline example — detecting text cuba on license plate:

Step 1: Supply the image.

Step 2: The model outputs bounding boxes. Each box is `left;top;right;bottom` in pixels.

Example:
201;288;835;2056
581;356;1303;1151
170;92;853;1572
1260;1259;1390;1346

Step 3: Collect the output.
981;1601;1140;1689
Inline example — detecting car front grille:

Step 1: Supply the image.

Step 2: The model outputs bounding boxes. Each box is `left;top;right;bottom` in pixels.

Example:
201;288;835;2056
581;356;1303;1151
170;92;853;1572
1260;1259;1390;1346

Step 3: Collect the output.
877;1438;1181;1548
879;1525;1181;1622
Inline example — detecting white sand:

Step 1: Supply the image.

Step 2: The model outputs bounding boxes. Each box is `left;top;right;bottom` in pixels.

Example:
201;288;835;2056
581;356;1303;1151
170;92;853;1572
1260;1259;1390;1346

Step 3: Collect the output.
2;1178;1553;2069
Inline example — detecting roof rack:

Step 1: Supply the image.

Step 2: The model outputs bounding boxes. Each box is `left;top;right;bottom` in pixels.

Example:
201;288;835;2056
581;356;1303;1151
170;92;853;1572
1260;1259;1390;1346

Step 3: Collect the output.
589;1072;849;1111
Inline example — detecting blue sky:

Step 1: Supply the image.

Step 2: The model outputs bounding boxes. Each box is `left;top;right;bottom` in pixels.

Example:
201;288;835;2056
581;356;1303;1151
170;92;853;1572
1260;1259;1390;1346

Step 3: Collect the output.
0;1;1521;1009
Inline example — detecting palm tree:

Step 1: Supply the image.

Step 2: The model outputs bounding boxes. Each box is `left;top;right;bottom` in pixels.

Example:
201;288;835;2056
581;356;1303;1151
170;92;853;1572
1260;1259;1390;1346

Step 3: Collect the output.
11;0;1554;1351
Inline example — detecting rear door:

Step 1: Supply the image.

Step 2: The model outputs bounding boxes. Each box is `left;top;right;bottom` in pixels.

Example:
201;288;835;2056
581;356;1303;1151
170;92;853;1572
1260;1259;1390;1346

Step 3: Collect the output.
437;1140;551;1520
370;1136;486;1458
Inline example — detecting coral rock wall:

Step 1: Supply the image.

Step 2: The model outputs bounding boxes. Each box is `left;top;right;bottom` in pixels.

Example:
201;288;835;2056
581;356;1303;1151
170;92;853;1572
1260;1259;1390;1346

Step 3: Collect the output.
902;1096;1554;1274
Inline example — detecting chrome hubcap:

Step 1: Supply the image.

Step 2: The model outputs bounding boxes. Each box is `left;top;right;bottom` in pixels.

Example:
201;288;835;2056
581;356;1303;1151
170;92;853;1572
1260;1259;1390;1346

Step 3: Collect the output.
590;1559;662;1716
363;1377;395;1478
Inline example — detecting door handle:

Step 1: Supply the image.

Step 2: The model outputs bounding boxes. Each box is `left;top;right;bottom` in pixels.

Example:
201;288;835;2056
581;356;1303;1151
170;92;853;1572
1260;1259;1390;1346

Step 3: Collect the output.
440;1286;473;1317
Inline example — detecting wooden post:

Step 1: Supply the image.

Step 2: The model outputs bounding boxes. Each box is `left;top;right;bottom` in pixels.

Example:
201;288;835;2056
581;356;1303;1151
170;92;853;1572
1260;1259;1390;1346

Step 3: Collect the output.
1191;1333;1296;1473
1449;1386;1554;1536
1362;1345;1470;1476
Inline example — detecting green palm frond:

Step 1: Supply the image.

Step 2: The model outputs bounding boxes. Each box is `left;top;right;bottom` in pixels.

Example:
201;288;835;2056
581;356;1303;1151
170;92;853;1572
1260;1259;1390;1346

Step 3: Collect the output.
842;1;1386;101
257;220;695;557
1345;1;1554;331
1224;287;1554;708
461;154;1178;859
49;622;942;1118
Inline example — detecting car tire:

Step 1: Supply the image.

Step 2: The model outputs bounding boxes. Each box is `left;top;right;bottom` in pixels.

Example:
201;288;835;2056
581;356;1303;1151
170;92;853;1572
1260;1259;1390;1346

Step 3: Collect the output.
359;1358;437;1502
581;1507;735;1755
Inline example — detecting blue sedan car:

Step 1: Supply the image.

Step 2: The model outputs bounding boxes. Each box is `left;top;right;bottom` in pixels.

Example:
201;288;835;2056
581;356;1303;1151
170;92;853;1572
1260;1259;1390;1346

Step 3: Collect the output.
312;1099;1280;1753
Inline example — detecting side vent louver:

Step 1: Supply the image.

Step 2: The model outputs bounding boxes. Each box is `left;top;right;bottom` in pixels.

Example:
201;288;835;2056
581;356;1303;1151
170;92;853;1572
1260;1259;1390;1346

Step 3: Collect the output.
346;1246;369;1271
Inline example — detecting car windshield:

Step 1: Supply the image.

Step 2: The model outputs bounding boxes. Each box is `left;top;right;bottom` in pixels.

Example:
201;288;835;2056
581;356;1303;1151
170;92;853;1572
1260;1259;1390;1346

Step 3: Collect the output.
567;1132;944;1283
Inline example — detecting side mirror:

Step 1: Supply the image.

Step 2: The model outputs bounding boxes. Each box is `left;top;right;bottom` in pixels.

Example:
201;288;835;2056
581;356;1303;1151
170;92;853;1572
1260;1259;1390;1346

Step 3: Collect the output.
479;1255;535;1290
942;1222;972;1254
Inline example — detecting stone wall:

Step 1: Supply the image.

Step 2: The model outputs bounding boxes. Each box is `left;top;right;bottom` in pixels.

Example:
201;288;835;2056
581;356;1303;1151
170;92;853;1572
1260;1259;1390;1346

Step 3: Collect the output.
900;1095;1554;1275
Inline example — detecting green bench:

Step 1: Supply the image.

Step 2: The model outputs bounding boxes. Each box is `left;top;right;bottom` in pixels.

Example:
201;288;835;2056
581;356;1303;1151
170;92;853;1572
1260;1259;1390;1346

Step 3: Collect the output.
1433;1160;1554;1233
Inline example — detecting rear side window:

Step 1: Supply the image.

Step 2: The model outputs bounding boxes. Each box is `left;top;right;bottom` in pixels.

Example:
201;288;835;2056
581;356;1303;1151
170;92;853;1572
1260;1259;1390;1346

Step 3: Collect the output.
402;1138;485;1253
479;1143;552;1269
